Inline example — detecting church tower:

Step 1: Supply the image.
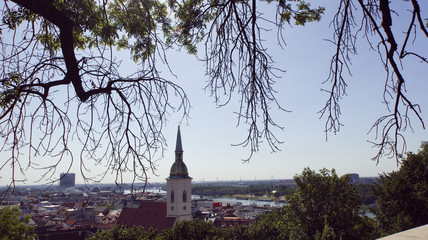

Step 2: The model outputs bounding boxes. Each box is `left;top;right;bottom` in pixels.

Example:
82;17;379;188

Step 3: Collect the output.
166;126;192;221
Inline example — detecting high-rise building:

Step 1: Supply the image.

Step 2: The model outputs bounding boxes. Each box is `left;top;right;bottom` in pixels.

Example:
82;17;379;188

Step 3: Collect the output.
59;173;75;189
349;173;360;184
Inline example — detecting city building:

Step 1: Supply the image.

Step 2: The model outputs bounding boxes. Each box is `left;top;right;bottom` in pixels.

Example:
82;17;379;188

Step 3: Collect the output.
59;173;75;189
348;173;379;184
118;126;192;230
166;125;193;221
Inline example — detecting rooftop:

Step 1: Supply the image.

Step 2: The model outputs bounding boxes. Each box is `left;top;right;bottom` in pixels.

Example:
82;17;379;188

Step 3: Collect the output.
378;224;428;240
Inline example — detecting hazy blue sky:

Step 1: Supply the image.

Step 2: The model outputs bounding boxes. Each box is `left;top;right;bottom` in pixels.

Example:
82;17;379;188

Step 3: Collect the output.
1;1;427;186
147;0;428;183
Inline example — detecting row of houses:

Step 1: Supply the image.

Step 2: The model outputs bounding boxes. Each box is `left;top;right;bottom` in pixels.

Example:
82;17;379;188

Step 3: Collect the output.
4;190;279;239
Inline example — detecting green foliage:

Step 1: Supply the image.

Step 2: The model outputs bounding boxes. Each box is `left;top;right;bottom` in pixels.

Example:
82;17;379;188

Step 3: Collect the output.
162;219;218;239
275;185;296;197
319;217;337;240
230;168;380;240
192;185;246;196
0;73;23;108
284;168;378;240
372;141;428;235
192;183;295;197
353;183;376;205
167;0;213;54
2;0;324;56
249;207;290;240
109;0;172;61
0;206;35;240
90;220;252;240
3;0;323;60
88;225;158;240
1;6;37;30
37;24;62;54
2;0;173;61
222;225;252;240
164;219;251;239
270;0;324;26
168;0;325;54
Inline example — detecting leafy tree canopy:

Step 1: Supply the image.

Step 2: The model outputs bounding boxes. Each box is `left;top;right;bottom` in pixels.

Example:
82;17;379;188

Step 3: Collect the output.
373;141;428;235
88;220;250;240
0;0;426;189
284;168;378;239
0;206;35;240
88;225;158;240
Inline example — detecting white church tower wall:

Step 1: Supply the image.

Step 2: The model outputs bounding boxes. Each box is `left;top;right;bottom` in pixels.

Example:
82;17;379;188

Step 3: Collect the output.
166;126;192;221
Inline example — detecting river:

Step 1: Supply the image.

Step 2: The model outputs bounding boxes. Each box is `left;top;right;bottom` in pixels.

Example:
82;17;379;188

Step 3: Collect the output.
129;188;374;217
128;187;285;207
195;196;286;207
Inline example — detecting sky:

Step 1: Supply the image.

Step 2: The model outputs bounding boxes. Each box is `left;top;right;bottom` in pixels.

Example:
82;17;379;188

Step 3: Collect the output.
1;1;427;186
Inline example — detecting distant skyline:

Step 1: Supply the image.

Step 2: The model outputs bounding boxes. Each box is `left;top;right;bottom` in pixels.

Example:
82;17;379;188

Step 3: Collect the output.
1;1;427;186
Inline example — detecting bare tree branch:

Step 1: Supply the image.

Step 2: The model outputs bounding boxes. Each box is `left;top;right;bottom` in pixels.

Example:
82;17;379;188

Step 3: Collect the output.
324;0;426;164
0;0;190;193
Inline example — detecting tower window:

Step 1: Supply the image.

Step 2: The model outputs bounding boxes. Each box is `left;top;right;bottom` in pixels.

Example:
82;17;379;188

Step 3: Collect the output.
183;190;187;203
171;190;175;203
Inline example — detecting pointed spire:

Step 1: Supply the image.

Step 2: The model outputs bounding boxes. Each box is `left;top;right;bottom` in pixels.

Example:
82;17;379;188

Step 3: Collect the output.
169;125;189;178
175;126;183;163
175;125;183;153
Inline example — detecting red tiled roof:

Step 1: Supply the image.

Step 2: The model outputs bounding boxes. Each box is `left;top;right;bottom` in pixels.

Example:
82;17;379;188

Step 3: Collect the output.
65;219;76;226
96;223;116;230
61;202;76;208
117;200;175;231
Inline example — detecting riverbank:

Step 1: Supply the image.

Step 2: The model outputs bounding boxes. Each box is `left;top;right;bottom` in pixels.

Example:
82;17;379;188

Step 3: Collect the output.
194;195;286;207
